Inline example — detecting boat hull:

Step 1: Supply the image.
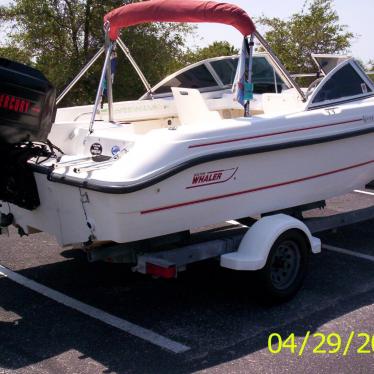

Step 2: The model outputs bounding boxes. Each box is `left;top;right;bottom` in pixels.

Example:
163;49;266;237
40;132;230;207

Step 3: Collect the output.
5;132;374;246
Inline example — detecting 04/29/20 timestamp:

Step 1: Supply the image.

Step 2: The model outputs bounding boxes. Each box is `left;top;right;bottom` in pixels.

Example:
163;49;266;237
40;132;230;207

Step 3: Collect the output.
268;332;374;356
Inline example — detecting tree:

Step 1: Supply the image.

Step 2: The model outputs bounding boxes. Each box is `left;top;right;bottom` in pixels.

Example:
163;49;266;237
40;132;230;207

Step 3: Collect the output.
180;41;239;67
0;0;194;105
368;60;374;82
258;0;354;74
0;45;33;65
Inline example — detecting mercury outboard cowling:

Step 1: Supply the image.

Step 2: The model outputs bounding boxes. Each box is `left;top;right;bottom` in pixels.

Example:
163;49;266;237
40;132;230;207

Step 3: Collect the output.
0;59;57;211
0;58;56;144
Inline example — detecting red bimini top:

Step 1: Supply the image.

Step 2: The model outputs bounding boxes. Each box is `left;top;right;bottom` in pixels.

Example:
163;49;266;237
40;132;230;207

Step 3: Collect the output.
104;0;256;41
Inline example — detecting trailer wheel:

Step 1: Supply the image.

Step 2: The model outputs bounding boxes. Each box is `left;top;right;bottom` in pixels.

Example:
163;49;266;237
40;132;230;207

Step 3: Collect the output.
256;230;309;304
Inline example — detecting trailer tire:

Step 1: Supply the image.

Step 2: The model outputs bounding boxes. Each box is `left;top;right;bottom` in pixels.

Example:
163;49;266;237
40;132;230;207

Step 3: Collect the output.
255;229;309;304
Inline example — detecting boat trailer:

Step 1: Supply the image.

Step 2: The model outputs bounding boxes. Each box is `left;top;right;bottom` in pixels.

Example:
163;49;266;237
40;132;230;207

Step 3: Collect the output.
83;203;374;276
1;199;373;302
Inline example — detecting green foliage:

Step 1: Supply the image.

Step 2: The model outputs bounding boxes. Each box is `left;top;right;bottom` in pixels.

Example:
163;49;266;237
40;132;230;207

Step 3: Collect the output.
0;0;194;105
162;40;239;78
179;41;239;67
0;45;33;64
364;60;373;82
258;0;354;73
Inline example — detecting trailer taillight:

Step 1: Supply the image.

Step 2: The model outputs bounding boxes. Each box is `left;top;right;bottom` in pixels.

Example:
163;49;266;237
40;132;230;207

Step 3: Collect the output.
146;263;177;279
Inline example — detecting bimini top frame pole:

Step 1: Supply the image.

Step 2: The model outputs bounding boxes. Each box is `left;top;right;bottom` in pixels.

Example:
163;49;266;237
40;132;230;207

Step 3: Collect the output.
56;38;152;117
117;37;153;94
89;30;113;133
105;26;115;124
56;47;105;105
244;34;255;117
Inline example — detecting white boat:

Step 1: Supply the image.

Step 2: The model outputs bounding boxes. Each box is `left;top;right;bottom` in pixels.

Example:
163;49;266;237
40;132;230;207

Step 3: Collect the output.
1;0;374;250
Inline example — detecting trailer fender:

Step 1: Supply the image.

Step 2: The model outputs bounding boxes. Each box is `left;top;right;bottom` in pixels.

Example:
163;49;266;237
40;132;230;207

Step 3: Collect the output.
220;214;321;271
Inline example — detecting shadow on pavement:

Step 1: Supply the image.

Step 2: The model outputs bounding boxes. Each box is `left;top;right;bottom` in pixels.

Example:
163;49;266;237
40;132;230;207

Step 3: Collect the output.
1;229;374;374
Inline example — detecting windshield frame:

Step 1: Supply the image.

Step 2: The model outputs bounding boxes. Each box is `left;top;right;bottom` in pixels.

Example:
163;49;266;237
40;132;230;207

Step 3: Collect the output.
307;59;374;110
140;53;291;100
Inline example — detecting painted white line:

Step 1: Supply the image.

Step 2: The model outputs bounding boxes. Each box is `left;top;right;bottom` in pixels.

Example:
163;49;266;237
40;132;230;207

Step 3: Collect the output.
323;245;374;263
0;264;190;354
354;190;374;196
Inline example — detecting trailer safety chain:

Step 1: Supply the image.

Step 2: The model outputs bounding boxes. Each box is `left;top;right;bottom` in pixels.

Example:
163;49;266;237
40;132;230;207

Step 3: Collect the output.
79;188;96;242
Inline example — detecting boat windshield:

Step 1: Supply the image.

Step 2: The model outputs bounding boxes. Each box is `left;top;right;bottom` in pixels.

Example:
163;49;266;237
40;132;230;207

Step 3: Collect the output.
151;55;286;97
312;54;350;75
308;60;374;109
153;64;219;95
211;56;285;93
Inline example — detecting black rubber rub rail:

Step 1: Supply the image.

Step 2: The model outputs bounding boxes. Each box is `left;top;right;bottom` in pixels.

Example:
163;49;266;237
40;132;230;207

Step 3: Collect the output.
36;125;374;194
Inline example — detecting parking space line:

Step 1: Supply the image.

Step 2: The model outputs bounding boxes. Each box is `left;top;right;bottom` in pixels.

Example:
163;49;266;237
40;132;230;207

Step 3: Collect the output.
354;190;374;196
0;264;190;354
323;244;374;263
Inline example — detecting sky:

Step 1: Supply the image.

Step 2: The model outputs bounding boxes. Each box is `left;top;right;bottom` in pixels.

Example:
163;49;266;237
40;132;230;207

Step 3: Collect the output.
194;0;373;63
0;0;373;63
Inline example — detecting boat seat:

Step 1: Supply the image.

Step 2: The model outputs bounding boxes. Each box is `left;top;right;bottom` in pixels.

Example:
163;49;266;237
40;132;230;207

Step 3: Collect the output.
171;87;222;126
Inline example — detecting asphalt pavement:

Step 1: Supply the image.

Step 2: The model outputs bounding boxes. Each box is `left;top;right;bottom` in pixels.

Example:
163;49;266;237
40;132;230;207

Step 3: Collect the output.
0;190;374;373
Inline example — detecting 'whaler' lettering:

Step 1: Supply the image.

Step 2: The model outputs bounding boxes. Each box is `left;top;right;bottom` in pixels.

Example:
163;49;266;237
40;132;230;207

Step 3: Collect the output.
188;167;238;189
192;172;223;185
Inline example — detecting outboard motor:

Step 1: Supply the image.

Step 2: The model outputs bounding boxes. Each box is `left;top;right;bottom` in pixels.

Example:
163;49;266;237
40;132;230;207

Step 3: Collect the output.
0;58;57;210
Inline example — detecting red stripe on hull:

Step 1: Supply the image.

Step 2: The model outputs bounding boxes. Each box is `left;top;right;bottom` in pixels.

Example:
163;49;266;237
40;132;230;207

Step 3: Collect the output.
141;160;374;215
